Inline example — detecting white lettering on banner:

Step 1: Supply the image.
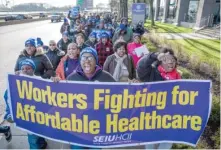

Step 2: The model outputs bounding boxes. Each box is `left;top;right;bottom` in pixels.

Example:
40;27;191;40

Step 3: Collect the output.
93;133;132;144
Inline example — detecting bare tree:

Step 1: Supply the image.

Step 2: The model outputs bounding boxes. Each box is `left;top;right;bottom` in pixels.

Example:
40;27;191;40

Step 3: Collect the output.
145;0;155;26
119;0;128;18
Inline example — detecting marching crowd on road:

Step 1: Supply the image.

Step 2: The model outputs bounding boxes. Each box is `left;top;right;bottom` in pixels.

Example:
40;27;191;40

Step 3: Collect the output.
0;11;181;149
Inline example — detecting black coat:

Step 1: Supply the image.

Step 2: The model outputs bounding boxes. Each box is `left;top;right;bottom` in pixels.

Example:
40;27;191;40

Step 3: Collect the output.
14;50;55;79
45;48;65;71
137;52;164;82
57;39;72;54
78;43;89;52
67;67;115;82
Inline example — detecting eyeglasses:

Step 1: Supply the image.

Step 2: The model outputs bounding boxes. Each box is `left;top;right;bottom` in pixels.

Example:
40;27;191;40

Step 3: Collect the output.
81;56;94;62
50;44;56;46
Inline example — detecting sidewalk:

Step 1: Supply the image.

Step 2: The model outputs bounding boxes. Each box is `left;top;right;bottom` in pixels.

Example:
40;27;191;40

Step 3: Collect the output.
0;121;70;149
151;32;217;40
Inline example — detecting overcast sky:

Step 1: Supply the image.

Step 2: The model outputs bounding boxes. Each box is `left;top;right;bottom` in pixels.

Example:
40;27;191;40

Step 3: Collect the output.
9;0;109;7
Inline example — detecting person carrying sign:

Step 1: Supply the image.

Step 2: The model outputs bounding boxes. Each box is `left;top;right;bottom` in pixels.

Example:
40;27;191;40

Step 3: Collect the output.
95;32;113;67
127;33;144;67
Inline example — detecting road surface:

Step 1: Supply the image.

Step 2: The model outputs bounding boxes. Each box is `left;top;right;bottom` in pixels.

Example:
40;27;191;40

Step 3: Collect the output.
0;21;145;149
0;20;68;149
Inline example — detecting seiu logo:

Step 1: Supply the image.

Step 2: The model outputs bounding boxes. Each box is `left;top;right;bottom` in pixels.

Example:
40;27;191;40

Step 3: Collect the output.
93;133;132;143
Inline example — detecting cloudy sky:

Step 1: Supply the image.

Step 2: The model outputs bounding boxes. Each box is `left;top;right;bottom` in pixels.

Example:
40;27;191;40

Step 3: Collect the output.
8;0;109;7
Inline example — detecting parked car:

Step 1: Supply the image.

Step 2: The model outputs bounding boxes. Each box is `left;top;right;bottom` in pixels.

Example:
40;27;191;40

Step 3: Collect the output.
51;14;62;22
40;13;47;18
16;14;26;20
4;15;16;21
26;15;33;19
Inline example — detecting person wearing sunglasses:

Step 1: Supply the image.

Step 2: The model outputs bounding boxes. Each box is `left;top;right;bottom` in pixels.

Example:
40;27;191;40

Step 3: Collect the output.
14;38;55;79
45;40;65;71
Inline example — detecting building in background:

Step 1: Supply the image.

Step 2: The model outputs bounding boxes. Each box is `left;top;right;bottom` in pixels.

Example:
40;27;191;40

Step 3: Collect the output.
77;0;93;10
153;0;220;29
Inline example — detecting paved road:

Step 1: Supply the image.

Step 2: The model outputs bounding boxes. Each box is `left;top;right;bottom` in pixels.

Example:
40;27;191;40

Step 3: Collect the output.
0;20;66;148
0;21;145;149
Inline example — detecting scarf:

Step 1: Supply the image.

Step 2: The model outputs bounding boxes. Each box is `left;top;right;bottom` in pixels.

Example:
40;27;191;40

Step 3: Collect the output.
158;65;181;80
113;53;127;81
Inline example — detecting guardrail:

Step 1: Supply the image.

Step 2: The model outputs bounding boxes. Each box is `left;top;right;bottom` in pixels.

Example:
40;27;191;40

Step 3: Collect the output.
0;11;67;20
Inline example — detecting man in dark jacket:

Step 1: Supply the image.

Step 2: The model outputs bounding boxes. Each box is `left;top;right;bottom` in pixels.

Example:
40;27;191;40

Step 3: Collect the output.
45;40;65;70
14;38;55;79
57;31;72;54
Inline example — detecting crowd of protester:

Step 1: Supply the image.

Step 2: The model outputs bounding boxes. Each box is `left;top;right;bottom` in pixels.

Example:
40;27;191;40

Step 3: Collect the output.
0;11;181;149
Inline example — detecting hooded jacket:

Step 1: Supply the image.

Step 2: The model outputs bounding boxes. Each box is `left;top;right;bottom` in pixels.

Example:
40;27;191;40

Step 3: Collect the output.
14;49;55;79
67;66;115;82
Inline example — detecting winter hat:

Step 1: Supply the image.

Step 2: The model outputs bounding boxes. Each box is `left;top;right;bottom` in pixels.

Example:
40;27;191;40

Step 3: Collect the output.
120;17;128;23
133;33;141;39
64;18;68;23
62;31;68;37
19;59;36;71
36;38;44;47
119;24;127;31
25;38;36;47
80;47;98;65
100;32;109;39
89;32;97;38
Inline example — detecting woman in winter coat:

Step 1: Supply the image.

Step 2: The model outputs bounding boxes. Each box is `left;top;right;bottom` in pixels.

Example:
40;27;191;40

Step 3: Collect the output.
45;40;65;70
55;43;80;80
137;48;181;82
137;48;181;149
127;33;144;67
14;38;55;79
103;41;136;82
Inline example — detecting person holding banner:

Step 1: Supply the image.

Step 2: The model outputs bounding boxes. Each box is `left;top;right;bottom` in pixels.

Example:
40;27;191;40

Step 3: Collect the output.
14;59;48;148
67;47;115;83
103;41;136;82
95;32;113;67
127;33;144;67
55;43;80;80
14;38;55;79
137;48;181;149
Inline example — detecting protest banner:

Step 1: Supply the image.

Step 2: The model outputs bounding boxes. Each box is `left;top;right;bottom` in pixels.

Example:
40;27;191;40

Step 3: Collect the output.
7;74;212;148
